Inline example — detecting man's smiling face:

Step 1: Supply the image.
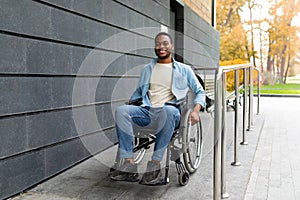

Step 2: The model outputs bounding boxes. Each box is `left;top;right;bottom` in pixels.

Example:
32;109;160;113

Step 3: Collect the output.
154;35;173;61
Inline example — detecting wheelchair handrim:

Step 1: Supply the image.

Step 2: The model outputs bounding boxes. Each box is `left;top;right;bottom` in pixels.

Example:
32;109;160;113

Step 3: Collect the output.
182;109;203;174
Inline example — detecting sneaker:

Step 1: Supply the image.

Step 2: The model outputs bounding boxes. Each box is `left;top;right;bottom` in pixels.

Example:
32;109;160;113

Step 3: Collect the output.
110;160;139;182
139;161;163;185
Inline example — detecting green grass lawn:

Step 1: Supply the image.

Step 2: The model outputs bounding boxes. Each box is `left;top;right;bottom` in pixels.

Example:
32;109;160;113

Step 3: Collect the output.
254;83;300;94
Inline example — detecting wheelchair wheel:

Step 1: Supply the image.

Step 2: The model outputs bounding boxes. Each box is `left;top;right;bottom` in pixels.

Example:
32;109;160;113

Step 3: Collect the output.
178;172;189;186
134;137;147;164
182;109;203;174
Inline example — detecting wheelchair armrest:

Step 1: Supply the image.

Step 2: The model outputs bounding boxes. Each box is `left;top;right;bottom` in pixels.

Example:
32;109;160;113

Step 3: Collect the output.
202;96;214;113
176;98;187;106
127;98;187;107
126;97;143;106
165;98;186;108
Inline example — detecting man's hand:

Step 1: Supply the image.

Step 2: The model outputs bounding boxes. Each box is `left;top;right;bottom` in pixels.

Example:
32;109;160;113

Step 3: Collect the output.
188;104;201;125
188;110;200;126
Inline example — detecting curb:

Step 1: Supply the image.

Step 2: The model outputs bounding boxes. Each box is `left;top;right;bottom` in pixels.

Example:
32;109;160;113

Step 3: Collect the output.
254;94;300;98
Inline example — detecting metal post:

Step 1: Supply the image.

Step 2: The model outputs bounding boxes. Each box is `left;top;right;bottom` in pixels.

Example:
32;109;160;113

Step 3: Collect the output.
256;69;260;115
231;70;241;166
241;68;248;145
214;70;222;200
247;67;254;131
221;73;230;199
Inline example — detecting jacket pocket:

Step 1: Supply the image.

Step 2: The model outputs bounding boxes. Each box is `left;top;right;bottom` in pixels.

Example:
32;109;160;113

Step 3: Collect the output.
173;74;187;90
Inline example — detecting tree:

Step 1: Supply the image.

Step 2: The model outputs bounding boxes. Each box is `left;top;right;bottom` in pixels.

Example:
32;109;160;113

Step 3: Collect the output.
244;0;263;67
266;0;300;84
217;0;300;85
217;0;250;62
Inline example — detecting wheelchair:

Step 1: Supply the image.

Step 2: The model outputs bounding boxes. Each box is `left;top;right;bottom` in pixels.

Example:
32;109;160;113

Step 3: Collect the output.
110;97;204;186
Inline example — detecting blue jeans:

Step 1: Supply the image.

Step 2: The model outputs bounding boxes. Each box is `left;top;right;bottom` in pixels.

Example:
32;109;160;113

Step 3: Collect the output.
115;105;181;161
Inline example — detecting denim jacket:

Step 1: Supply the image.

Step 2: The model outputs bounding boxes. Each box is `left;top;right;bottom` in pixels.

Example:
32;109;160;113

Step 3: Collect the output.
130;58;206;108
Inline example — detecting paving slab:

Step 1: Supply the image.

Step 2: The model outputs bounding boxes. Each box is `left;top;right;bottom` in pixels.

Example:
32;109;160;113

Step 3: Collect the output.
245;97;300;200
9;98;270;200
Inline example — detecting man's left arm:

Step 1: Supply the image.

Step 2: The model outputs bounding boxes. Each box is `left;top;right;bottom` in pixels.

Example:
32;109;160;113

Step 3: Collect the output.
187;68;206;125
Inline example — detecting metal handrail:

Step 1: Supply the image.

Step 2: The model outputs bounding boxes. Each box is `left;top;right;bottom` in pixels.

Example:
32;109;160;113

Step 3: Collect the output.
254;68;260;114
213;63;260;200
221;63;253;72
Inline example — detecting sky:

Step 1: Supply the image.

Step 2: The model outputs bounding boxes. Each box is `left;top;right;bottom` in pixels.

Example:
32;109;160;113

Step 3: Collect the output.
239;1;300;69
292;14;300;27
241;1;300;27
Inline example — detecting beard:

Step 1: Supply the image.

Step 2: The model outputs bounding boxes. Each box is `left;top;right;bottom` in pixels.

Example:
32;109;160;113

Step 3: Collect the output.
155;49;171;60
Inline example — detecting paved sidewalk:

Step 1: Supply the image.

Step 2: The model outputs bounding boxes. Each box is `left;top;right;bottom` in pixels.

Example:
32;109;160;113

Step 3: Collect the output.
9;97;299;200
245;97;300;200
8;102;262;200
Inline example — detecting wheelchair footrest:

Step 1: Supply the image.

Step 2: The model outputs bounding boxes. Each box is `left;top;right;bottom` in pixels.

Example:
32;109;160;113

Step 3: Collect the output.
175;160;187;174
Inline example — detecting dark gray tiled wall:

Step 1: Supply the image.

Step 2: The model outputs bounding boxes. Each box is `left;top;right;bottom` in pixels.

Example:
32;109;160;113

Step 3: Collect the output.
0;34;27;73
0;76;139;115
26;109;78;149
114;0;170;26
26;41;72;74
0;29;155;76
0;116;27;158
43;0;154;30
0;151;45;199
183;7;220;68
0;77;52;115
0;0;52;37
0;0;219;199
0;103;118;159
44;138;90;177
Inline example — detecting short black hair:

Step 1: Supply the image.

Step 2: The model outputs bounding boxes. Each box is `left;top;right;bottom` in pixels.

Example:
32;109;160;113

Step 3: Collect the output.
155;32;173;44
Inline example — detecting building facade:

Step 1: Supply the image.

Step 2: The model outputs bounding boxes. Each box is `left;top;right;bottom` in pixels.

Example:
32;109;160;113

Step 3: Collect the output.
0;0;219;199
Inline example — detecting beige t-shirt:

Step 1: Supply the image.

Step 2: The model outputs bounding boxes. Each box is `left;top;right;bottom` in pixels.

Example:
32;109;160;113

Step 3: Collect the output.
148;63;176;107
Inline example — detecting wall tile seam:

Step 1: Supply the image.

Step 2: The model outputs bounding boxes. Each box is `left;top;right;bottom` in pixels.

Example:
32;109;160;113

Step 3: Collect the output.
187;16;212;29
0;147;96;199
193;63;219;69
0;29;218;67
35;0;170;31
0;125;116;161
185;51;220;61
0;100;125;119
183;15;220;39
186;42;220;54
113;0;170;27
183;62;218;69
152;0;170;10
182;30;219;50
187;64;218;69
0;73;141;78
184;37;217;52
0;30;155;60
193;69;218;75
183;48;219;60
184;22;219;44
0;33;218;74
35;0;131;33
2;4;218;53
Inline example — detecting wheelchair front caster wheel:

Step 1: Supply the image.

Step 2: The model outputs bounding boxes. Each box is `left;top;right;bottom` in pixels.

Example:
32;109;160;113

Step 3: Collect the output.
178;172;189;186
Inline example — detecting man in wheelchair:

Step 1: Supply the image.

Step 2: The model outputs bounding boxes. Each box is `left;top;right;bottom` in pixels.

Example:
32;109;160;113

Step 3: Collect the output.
110;32;206;185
